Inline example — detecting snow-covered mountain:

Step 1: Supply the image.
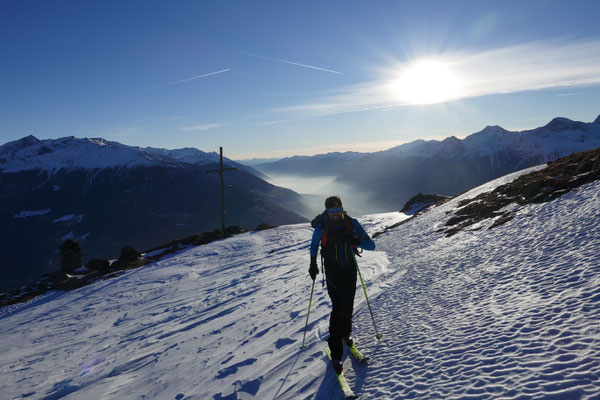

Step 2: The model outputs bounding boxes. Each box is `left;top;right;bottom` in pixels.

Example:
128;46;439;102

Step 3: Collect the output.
381;116;600;162
0;135;262;177
256;115;600;211
1;150;598;399
0;136;308;292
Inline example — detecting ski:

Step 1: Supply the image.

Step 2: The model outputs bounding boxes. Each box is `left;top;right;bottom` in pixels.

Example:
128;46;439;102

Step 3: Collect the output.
324;346;358;399
345;342;369;364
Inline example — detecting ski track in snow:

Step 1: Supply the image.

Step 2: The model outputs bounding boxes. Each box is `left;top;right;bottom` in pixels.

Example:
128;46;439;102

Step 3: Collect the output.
1;166;599;399
0;213;401;400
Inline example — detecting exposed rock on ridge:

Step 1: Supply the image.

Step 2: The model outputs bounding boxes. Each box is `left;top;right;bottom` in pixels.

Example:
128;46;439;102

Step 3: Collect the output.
440;146;600;236
400;193;451;215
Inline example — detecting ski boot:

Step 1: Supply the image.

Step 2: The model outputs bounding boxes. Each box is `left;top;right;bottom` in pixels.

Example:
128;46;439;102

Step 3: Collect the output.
343;335;354;347
331;358;343;374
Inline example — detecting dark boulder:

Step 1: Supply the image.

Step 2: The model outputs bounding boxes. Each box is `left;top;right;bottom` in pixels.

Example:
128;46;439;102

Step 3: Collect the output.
119;246;142;262
401;194;450;215
255;223;276;231
59;240;82;274
48;270;69;283
85;259;110;271
111;245;148;270
224;226;244;235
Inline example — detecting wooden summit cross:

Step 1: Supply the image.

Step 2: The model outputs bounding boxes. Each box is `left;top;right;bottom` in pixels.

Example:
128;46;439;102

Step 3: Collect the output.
205;147;237;233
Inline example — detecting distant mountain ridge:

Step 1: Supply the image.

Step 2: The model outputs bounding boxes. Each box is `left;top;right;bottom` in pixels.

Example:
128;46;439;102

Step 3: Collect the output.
255;115;600;211
259;116;600;168
0;135;264;178
255;151;365;176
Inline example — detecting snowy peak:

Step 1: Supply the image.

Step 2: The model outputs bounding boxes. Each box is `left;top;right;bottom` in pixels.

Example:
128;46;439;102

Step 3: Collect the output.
379;139;428;156
464;125;513;145
542;117;586;132
4;135;42;149
0;135;233;173
479;125;510;135
527;117;600;153
1;136;154;172
464;117;600;159
440;135;462;147
139;146;221;165
378;137;462;159
387;116;600;161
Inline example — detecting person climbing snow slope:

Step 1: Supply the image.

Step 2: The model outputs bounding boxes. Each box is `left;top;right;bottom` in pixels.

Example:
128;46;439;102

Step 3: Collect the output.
309;195;375;374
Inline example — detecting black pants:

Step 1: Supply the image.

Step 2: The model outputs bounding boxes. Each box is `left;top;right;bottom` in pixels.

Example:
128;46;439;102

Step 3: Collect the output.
325;262;357;361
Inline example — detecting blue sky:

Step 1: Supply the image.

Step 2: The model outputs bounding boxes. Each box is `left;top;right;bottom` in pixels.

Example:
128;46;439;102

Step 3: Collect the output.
2;0;600;159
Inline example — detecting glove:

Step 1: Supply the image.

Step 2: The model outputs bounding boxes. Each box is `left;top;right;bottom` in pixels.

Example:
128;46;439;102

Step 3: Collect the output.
341;231;362;246
309;257;319;281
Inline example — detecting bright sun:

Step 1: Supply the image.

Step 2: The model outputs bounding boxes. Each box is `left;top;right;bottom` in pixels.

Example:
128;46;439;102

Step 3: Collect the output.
393;59;462;105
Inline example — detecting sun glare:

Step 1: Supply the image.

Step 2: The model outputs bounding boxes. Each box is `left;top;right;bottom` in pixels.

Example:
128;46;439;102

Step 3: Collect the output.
393;59;462;105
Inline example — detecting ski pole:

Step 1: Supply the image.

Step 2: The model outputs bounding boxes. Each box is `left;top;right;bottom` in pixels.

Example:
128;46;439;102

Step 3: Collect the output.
321;254;325;288
356;264;384;341
300;279;316;349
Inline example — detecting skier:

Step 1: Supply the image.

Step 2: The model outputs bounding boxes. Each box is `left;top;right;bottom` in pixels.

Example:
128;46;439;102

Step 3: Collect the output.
309;195;375;374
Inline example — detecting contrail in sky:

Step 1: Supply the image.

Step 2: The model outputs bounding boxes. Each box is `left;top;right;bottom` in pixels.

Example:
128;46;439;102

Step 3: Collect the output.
241;51;343;75
140;68;231;91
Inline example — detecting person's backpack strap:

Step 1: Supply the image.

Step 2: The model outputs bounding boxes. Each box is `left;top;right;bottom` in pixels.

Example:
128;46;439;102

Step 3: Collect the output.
344;215;364;257
310;211;327;229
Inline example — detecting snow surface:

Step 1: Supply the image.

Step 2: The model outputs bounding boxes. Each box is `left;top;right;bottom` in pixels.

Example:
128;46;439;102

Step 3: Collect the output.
61;231;91;242
52;215;84;224
13;209;51;218
1;169;599;400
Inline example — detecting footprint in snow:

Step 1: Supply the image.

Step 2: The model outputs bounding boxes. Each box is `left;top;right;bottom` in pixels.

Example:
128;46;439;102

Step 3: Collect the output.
216;358;258;379
275;337;296;349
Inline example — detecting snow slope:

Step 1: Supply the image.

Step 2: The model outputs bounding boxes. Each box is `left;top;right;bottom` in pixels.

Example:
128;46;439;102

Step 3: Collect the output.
362;172;600;399
1;167;599;400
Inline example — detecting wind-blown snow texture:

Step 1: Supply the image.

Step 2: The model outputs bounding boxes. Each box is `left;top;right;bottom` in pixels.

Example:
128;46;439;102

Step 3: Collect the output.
1;168;599;400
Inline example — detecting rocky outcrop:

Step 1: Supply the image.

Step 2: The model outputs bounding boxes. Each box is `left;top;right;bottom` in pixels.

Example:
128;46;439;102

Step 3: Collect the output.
254;223;276;231
372;195;449;239
143;226;247;261
110;246;148;270
440;146;600;236
400;194;451;215
85;259;110;271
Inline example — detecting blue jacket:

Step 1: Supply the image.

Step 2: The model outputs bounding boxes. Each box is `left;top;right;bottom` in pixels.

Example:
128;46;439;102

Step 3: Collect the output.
310;214;375;260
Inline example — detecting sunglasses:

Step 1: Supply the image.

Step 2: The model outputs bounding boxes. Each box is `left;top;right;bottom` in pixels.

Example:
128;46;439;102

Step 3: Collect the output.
327;207;343;213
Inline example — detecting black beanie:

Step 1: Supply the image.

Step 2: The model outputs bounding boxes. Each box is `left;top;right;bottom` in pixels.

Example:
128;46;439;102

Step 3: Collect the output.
325;195;342;209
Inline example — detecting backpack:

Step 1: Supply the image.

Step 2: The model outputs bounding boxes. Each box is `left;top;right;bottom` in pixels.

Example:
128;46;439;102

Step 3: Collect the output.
311;211;361;256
